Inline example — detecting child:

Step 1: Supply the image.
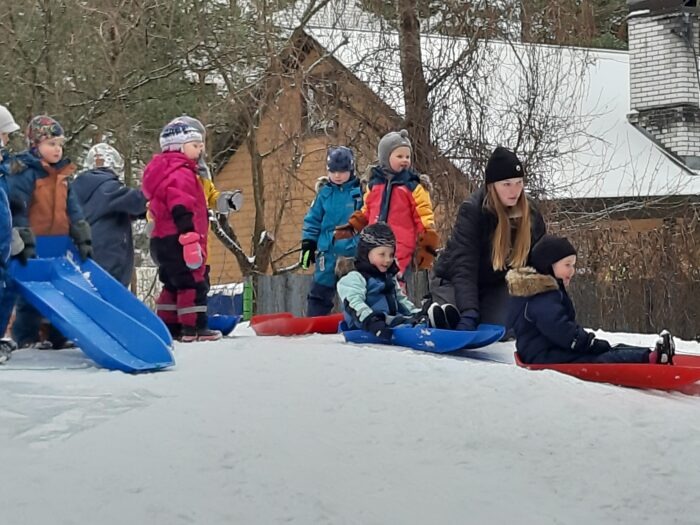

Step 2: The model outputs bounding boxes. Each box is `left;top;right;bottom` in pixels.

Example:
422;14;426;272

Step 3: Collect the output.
0;105;20;362
73;143;148;287
334;129;439;283
142;120;221;342
5;115;93;348
337;222;459;341
300;146;363;316
506;234;674;365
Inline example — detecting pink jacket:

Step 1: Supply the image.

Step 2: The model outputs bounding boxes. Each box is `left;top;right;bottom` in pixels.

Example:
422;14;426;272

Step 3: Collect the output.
142;152;209;257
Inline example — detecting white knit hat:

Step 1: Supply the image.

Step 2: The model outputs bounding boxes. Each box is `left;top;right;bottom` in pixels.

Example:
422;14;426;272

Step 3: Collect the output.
0;105;20;134
159;121;203;152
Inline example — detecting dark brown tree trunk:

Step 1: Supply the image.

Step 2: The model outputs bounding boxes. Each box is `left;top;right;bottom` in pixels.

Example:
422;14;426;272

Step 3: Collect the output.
397;0;433;173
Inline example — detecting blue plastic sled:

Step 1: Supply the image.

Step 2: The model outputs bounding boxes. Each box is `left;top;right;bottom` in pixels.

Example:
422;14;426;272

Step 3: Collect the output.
340;321;505;353
207;293;241;336
208;314;241;336
8;236;174;373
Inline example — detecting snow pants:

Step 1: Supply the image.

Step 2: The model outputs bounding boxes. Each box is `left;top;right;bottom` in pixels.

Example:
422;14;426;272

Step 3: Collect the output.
525;344;651;365
151;237;208;331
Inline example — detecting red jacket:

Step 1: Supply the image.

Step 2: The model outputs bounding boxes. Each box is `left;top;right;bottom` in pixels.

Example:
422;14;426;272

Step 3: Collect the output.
361;166;434;273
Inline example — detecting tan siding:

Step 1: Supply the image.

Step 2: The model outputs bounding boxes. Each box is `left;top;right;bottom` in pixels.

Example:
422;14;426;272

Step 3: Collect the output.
208;42;462;285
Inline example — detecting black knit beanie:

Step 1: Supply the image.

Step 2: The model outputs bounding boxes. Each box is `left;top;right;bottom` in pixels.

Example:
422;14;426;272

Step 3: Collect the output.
530;235;577;276
485;146;524;184
356;222;396;263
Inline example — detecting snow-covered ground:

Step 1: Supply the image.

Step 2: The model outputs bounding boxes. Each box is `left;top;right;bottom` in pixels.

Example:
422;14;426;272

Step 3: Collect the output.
2;325;700;525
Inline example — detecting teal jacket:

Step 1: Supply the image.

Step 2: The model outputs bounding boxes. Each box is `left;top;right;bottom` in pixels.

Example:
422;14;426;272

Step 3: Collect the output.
337;260;419;326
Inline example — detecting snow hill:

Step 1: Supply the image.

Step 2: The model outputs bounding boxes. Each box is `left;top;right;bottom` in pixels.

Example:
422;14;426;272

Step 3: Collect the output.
1;324;699;524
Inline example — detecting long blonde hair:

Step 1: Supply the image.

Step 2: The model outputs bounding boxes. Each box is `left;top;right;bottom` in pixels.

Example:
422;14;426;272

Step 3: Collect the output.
484;185;532;271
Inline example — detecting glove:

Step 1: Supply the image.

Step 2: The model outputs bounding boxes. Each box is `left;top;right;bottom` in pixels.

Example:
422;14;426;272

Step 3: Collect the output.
456;309;479;331
362;312;393;342
300;239;317;269
69;220;93;261
589;338;612;354
572;328;595;353
13;227;36;265
216;190;243;214
415;229;440;270
179;232;203;270
334;210;368;241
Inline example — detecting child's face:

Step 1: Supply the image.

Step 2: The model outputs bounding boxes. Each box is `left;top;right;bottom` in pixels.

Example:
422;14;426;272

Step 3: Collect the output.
328;170;351;185
0;132;9;147
493;177;524;208
182;141;204;160
368;245;395;273
388;146;411;172
37;137;65;164
552;254;577;287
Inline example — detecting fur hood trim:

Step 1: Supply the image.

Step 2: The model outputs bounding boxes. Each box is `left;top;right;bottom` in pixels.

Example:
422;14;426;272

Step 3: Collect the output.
315;176;329;193
506;267;559;298
335;256;356;279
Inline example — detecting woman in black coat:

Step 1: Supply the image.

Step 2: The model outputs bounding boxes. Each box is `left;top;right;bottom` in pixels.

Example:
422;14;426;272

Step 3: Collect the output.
431;147;546;330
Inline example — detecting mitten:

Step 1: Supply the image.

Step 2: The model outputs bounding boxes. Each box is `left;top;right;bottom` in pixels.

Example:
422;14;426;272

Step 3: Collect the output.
456;309;479;331
179;232;203;270
589;338;612;354
216;190;243;214
69;220;93;261
334;210;368;240
362;312;393;342
415;229;440;270
13;227;36;265
300;239;317;269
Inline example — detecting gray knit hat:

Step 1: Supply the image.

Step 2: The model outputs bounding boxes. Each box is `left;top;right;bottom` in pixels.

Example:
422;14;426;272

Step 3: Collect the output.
0;105;20;134
377;129;412;169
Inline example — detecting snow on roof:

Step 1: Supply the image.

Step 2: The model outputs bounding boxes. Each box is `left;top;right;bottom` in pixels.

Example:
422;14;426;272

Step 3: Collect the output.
280;1;700;198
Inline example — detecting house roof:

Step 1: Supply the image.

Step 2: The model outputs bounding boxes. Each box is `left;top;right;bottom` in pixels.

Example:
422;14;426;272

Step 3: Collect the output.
279;2;700;198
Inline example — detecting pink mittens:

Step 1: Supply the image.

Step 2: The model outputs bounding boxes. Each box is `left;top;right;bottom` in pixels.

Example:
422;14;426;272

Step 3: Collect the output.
178;232;203;270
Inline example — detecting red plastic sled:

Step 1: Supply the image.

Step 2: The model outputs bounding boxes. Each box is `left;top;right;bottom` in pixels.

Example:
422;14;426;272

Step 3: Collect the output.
250;312;344;336
515;352;700;392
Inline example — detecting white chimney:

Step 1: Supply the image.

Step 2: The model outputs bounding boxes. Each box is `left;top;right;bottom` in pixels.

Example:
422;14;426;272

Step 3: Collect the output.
627;0;700;170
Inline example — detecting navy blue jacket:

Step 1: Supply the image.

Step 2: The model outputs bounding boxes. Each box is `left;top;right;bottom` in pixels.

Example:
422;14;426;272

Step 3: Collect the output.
5;151;84;228
506;267;594;364
72;168;147;286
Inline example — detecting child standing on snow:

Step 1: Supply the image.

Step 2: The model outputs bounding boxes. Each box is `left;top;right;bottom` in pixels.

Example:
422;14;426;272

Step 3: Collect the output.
300;146;363;316
506;234;674;365
142;120;221;342
0;105;21;362
5;115;93;348
337;222;459;341
72;143;148;287
334;129;439;285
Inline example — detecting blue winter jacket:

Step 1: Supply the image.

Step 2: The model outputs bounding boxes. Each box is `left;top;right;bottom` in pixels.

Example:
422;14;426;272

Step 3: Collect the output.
302;175;363;258
337;260;419;328
72;168;147;286
5;150;84;228
506;267;594;364
0;151;16;265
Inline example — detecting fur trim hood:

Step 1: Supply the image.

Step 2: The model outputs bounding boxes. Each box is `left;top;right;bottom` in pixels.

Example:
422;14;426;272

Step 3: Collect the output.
335;256;356;279
506;267;560;298
315;176;329;193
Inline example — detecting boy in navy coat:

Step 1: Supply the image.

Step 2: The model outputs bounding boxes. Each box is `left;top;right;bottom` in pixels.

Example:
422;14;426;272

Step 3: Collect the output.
506;235;674;365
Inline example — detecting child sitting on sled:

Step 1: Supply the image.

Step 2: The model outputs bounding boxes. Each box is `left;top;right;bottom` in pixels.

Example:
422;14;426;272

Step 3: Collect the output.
506;234;674;365
336;222;459;341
